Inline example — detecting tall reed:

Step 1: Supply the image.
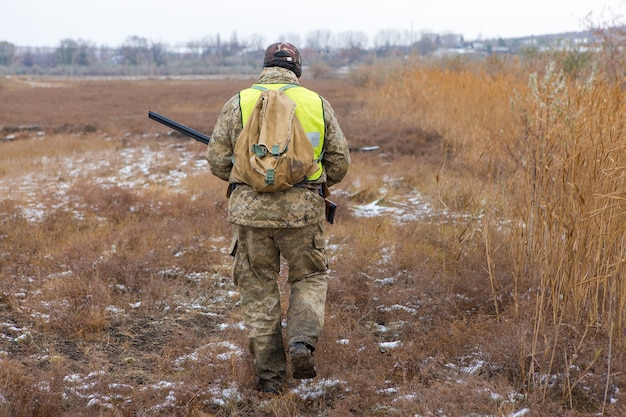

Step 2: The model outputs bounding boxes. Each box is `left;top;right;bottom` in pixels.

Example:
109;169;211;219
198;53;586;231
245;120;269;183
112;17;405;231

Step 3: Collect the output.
507;63;625;402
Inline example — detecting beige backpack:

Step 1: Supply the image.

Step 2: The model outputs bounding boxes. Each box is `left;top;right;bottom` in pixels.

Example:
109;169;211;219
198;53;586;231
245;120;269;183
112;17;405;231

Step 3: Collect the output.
231;86;319;193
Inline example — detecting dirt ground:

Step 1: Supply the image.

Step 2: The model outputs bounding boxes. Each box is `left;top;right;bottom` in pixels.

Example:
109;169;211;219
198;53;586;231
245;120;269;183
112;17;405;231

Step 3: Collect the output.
1;76;360;142
1;75;622;417
0;75;444;417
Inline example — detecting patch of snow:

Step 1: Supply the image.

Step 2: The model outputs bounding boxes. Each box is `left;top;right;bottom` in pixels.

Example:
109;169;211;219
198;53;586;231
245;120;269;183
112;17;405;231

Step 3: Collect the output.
291;378;347;400
379;341;402;350
207;385;242;406
351;190;440;223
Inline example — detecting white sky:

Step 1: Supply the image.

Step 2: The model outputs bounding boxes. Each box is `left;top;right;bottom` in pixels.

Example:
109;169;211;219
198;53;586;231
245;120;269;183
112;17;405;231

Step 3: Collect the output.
2;0;624;48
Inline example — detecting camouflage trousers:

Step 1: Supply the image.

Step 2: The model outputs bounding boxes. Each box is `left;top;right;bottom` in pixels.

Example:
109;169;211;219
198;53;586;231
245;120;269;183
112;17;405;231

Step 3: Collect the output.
230;222;329;382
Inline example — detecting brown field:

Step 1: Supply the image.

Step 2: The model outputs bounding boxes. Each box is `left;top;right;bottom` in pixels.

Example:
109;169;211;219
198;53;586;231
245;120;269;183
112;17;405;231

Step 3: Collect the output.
0;60;624;417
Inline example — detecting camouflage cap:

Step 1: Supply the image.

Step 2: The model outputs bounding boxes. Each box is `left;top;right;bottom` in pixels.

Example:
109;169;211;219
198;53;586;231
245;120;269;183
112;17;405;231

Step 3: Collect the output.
263;42;302;77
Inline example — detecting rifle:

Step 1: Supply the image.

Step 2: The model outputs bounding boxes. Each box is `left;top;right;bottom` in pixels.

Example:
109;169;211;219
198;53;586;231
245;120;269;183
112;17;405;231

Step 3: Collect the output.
148;110;338;224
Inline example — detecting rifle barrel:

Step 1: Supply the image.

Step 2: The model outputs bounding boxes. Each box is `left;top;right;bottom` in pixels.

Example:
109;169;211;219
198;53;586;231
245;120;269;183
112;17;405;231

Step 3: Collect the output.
148;111;210;145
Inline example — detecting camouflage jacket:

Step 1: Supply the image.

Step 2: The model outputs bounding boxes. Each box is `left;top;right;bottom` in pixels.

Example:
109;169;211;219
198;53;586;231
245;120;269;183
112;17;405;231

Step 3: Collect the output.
206;67;351;228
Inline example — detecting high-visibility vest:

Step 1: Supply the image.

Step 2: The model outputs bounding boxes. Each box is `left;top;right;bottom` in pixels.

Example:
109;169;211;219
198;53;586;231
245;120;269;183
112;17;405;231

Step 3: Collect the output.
239;83;325;181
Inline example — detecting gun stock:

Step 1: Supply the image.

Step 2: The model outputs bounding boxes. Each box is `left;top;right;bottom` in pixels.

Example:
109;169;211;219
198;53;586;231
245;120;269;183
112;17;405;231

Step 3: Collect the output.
325;199;337;224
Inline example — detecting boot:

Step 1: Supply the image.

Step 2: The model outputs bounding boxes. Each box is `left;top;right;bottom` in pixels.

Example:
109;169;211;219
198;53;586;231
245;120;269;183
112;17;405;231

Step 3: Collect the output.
289;342;316;379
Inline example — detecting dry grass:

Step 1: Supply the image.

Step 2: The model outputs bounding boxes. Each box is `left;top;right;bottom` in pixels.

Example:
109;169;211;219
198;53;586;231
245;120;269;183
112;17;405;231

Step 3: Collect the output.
355;55;625;413
504;66;626;409
0;57;624;416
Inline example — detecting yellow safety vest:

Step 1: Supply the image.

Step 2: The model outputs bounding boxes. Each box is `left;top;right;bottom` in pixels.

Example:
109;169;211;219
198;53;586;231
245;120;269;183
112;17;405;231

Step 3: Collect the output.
239;83;325;181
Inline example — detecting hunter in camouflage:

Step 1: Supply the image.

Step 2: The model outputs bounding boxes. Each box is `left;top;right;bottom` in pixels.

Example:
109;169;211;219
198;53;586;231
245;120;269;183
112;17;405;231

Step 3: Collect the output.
206;42;350;394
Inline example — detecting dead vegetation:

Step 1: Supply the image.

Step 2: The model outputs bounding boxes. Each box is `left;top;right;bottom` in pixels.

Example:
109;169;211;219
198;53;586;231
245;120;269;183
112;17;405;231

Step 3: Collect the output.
0;54;624;417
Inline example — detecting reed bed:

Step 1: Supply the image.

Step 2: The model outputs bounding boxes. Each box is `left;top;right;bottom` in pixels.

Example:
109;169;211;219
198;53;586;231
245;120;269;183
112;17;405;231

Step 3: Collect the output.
358;51;625;411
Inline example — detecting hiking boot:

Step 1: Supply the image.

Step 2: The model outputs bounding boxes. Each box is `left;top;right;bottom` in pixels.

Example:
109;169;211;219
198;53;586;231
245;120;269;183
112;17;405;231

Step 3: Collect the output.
256;378;284;395
289;342;316;379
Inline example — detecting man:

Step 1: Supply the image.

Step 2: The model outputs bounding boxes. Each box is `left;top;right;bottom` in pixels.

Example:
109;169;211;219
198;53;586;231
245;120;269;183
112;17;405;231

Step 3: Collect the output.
206;42;350;394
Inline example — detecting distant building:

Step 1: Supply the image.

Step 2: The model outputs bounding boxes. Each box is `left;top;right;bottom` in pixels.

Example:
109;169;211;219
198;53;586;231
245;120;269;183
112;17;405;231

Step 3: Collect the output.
439;34;464;48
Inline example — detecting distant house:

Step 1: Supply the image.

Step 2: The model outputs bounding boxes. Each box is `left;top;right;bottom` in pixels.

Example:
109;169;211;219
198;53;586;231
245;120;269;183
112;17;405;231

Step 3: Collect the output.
439;34;464;48
415;33;465;56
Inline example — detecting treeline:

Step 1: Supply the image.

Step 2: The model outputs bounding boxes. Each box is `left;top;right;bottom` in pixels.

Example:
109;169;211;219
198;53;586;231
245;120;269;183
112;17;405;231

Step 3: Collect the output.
0;30;463;77
0;35;267;77
0;25;620;77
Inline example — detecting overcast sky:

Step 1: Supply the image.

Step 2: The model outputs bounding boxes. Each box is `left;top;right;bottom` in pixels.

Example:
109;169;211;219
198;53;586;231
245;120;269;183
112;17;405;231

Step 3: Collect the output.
2;0;624;48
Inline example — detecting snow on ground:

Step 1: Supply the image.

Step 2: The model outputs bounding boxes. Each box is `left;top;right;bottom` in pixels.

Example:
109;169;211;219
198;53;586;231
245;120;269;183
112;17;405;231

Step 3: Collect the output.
0;134;546;415
351;190;438;222
0;135;204;223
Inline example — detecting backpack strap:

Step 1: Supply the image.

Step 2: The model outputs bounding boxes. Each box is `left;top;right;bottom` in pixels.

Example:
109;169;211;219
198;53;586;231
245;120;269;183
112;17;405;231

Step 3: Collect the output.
250;83;299;92
314;149;325;163
278;84;299;91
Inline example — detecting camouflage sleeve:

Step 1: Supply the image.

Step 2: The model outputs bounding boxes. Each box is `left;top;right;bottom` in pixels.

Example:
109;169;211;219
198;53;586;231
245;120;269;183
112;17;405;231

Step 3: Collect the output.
321;97;351;187
205;95;242;182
